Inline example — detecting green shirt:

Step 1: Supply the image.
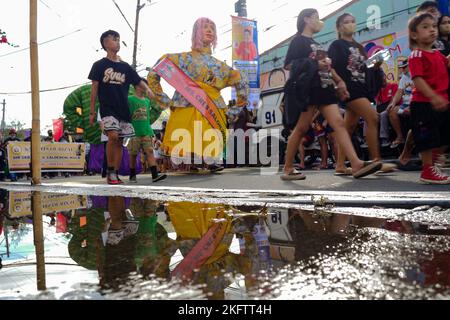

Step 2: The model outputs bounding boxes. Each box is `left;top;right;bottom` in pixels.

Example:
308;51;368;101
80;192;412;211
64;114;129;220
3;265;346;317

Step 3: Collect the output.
128;96;155;137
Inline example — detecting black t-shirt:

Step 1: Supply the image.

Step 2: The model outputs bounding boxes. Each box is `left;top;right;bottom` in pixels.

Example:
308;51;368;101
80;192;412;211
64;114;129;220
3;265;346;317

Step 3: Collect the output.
436;38;450;56
284;35;320;67
328;39;369;100
88;58;141;122
233;109;249;131
328;39;367;84
285;35;334;90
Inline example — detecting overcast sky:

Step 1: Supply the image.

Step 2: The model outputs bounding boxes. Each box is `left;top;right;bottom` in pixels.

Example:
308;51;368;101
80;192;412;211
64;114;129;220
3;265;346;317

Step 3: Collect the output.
0;0;350;133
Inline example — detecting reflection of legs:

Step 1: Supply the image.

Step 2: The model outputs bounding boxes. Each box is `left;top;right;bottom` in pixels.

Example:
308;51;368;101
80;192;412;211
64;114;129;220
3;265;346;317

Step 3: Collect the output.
335;109;359;172
108;196;126;230
347;98;381;161
329;214;352;235
283;107;317;175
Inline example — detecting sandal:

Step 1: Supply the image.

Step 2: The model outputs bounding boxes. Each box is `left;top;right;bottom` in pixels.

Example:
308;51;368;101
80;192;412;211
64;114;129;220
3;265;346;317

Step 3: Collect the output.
209;164;225;173
376;163;398;174
334;167;353;176
353;161;383;179
281;169;306;181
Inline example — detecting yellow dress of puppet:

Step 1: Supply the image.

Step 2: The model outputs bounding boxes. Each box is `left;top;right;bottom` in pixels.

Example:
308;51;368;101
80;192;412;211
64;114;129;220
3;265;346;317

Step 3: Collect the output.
148;17;249;170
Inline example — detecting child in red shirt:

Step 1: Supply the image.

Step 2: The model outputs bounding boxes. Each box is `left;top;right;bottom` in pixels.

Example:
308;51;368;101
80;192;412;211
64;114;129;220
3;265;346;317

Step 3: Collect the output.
408;13;450;184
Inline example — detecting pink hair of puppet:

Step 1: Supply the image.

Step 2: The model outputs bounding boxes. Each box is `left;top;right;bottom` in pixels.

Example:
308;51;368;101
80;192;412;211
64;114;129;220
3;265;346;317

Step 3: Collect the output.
192;17;217;51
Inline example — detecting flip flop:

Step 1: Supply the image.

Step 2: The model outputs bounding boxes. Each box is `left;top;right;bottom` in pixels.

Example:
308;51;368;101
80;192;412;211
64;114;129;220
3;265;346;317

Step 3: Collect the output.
281;169;306;181
334;168;353;176
353;161;383;179
376;163;398;175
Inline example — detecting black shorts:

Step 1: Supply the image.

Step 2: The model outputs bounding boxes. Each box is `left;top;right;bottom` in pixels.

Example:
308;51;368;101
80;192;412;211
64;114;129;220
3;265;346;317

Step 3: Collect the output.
309;86;338;106
410;102;450;153
346;82;370;103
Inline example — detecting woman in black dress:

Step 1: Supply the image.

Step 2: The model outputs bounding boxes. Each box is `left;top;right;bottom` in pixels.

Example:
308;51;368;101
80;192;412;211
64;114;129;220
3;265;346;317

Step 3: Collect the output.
281;9;382;180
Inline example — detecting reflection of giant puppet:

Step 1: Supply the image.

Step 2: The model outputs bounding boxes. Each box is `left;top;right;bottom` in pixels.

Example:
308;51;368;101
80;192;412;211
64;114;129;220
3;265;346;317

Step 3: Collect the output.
148;18;249;172
167;202;264;300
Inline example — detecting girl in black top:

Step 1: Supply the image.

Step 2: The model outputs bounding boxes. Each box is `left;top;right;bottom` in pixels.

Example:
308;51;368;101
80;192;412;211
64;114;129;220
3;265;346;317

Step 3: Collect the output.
438;15;450;56
281;9;382;180
328;13;383;175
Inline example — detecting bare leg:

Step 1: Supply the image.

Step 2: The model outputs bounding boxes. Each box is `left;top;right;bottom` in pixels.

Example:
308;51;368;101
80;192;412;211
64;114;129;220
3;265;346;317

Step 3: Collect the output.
336;109;359;172
318;136;329;168
319;104;365;172
283;107;317;174
106;131;122;171
388;106;405;143
298;142;306;169
347;98;381;161
399;129;414;166
145;148;158;167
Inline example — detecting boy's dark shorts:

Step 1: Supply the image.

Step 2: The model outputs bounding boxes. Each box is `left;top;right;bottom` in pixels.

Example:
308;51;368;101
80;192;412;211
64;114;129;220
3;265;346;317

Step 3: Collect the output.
410;102;450;153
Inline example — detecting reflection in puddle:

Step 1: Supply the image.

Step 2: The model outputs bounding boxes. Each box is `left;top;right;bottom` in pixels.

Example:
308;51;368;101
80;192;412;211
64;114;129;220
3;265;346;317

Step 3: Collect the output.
1;189;450;300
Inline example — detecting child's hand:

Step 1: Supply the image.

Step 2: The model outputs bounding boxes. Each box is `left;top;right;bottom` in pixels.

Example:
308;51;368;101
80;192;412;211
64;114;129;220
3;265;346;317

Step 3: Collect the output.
336;81;350;101
89;113;96;127
430;94;449;112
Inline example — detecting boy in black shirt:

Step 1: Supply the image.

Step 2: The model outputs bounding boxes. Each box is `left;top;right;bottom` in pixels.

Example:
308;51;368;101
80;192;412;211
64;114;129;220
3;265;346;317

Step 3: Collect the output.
89;30;154;185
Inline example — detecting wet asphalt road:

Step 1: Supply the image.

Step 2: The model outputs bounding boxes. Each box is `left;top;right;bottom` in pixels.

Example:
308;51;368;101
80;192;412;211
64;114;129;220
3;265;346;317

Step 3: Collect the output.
3;167;449;193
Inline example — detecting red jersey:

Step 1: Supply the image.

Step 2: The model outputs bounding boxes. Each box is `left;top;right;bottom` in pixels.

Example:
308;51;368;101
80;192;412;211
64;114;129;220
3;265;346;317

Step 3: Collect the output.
377;83;398;105
409;49;449;103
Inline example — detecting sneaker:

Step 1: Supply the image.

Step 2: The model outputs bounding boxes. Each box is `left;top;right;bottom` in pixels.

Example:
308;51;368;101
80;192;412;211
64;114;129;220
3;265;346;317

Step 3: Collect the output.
107;172;121;185
129;175;137;183
432;151;446;167
420;165;450;185
117;176;124;185
152;173;168;183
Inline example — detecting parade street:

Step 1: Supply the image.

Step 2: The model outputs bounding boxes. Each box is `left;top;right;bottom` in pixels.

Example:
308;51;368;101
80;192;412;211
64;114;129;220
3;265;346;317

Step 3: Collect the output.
1;167;449;208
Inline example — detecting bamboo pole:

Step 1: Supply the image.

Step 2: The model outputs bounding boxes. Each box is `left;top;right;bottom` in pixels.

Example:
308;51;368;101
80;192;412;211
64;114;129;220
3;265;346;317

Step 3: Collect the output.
30;0;46;292
32;191;46;291
30;0;41;186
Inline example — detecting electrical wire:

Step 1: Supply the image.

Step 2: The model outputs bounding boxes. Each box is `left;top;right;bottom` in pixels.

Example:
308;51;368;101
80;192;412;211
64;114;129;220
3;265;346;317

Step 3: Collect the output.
0;28;84;59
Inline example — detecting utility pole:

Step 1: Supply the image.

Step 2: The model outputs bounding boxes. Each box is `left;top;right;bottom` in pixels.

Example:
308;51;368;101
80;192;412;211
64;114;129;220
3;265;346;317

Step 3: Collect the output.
1;99;5;134
235;0;247;17
132;0;146;70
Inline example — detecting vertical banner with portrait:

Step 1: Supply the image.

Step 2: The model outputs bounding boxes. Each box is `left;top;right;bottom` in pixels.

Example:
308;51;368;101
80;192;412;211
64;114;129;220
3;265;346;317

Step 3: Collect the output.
232;16;260;110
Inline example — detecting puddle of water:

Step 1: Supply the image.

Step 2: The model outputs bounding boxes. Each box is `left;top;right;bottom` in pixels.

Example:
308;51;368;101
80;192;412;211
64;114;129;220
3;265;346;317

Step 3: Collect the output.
1;189;450;300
